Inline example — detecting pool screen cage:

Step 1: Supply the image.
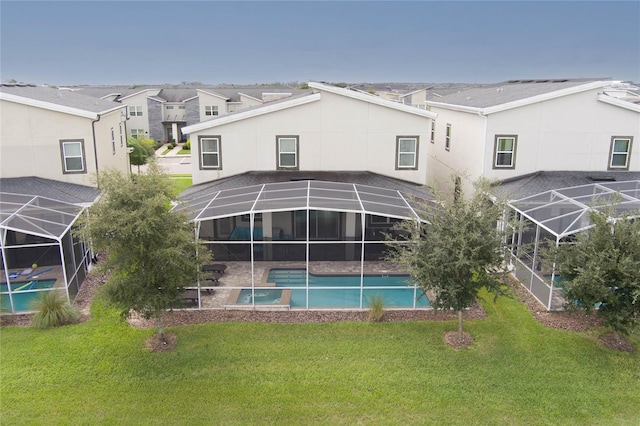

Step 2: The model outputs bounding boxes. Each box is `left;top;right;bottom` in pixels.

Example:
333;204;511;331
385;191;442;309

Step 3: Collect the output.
505;180;640;310
0;192;92;313
174;179;435;309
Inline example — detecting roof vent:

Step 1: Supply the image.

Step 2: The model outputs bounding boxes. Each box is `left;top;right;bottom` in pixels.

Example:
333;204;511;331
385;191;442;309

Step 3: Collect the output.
587;175;616;182
290;177;315;182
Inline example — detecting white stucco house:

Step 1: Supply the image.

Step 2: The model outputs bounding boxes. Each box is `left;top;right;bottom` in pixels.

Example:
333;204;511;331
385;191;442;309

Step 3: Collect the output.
0;84;130;313
425;79;640;198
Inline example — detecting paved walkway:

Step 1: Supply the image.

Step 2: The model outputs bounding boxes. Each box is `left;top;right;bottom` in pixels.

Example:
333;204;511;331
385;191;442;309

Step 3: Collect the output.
139;143;192;174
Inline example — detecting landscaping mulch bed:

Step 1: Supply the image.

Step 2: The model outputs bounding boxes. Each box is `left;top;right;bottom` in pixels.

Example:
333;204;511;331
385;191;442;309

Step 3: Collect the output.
444;331;474;349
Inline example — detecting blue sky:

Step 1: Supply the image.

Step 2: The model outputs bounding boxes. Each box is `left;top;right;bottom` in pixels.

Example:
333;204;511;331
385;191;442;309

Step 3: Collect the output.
1;1;638;85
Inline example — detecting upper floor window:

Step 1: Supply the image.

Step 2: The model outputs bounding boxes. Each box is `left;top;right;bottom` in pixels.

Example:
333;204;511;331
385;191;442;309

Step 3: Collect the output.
129;106;143;116
178;105;186;109
396;136;419;170
430;121;435;144
205;105;219;116
277;136;299;170
60;140;86;174
228;104;238;113
445;124;451;151
609;137;633;170
166;105;174;110
119;123;124;147
199;136;222;169
493;135;517;169
111;128;116;155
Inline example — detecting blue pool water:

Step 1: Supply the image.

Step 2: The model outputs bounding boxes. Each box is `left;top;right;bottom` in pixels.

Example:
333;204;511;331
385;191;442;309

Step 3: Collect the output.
0;279;57;312
267;268;429;308
237;289;283;304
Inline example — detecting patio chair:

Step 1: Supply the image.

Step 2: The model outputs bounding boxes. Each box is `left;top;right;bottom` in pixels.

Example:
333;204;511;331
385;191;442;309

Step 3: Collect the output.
202;264;227;274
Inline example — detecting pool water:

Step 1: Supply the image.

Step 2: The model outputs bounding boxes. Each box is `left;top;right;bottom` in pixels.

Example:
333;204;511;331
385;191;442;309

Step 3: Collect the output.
237;289;283;304
268;268;429;308
0;279;58;312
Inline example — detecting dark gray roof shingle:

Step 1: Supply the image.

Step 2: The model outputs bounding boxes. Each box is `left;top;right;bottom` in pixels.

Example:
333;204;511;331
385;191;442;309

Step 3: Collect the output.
0;85;123;114
0;177;100;204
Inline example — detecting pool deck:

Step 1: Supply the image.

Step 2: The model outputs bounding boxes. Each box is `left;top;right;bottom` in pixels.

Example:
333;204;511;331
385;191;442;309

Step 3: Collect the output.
191;261;413;310
1;265;65;291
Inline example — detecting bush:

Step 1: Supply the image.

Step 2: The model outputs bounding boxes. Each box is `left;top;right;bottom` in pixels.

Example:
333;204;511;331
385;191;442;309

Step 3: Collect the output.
139;138;156;156
184;139;191;150
31;291;80;329
367;294;385;322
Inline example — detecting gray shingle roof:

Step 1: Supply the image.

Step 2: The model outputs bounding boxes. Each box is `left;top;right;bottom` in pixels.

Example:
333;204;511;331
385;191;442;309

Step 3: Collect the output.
493;171;640;201
429;79;608;109
156;88;198;102
0;84;123;114
180;171;434;202
0;177;100;204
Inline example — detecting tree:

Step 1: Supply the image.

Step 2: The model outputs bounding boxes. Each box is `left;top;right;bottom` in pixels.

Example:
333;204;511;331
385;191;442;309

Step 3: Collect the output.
387;177;510;343
553;208;640;336
80;163;211;338
127;137;150;173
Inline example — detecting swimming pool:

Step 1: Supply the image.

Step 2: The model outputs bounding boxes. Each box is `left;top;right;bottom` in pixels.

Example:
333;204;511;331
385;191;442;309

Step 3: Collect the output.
237;289;283;304
267;268;429;308
0;279;57;312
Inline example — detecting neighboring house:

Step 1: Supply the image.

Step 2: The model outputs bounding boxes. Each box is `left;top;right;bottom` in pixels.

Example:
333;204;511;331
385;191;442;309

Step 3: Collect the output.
183;81;436;186
72;85;309;143
425;79;640;197
399;89;427;109
0;84;130;187
0;83;128;314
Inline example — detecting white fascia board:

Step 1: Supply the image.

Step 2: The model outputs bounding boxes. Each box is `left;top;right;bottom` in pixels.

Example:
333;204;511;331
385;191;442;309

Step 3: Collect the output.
308;82;437;119
427;81;613;116
0;92;98;119
182;93;322;134
196;89;230;101
119;89;160;101
183;95;199;102
99;93;122;100
597;94;640;113
238;92;264;102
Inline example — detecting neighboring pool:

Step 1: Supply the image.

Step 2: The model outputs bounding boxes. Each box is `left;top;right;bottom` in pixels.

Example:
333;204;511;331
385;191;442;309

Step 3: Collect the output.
0;279;57;312
267;268;429;308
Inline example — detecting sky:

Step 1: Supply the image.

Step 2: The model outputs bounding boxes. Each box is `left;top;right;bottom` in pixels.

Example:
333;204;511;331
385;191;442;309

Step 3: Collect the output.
1;1;639;86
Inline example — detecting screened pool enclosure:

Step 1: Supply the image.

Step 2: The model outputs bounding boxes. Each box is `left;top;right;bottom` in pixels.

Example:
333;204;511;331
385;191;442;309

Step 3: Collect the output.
174;178;434;309
1;193;92;313
505;180;640;310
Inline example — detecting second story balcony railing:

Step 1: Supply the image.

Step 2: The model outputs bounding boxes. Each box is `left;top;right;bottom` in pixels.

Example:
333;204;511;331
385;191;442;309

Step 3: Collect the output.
163;114;186;122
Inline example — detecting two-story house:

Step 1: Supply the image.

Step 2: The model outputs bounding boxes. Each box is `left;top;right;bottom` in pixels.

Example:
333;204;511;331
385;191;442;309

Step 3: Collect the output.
0;84;128;313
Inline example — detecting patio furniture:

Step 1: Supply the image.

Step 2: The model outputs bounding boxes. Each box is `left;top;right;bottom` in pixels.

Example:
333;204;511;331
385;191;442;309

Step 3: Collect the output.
179;289;199;304
202;263;227;274
205;272;222;284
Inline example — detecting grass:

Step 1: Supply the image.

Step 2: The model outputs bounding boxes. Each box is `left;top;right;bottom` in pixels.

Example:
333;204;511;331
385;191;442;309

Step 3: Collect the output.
1;291;639;425
169;174;192;193
161;147;172;155
177;148;190;155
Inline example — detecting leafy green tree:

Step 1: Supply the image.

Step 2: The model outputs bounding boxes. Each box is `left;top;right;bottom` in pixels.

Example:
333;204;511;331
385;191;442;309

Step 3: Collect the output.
553;208;640;336
387;177;510;343
127;137;150;173
80;164;211;338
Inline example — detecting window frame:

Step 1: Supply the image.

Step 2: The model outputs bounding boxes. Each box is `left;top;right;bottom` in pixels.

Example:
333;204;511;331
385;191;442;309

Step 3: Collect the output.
493;135;518;169
608;136;633;170
129;106;143;117
395;136;419;170
430;121;435;144
199;135;222;170
276;135;299;170
445;124;451;151
59;139;87;174
131;129;145;139
111;127;116;155
205;105;219;116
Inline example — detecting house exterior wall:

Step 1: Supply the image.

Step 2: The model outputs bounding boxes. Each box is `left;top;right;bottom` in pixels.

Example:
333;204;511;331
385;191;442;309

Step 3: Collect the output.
426;108;486;196
0;100;128;186
190;91;432;185
428;88;640;195
197;92;229;122
185;98;199;127
239;94;263;108
147;98;164;142
121;91;155;138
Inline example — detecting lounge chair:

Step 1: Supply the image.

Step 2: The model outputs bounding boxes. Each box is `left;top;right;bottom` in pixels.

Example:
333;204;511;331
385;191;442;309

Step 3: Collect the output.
202;264;227;274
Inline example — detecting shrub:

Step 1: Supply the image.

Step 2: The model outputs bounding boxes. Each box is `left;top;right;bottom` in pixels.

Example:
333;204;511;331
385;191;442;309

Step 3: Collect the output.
184;139;191;150
140;138;156;156
367;294;385;322
31;291;80;329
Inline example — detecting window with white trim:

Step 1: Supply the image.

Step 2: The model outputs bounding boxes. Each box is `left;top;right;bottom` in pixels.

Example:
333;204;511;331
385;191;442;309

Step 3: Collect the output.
166;105;174;110
609;137;633;170
430;121;435;144
119;123;124;147
111;128;116;155
493;135;517;169
60;140;86;173
131;129;145;138
199;136;221;169
277;136;299;170
445;124;451;151
205;105;219;116
129;106;143;116
396;136;419;170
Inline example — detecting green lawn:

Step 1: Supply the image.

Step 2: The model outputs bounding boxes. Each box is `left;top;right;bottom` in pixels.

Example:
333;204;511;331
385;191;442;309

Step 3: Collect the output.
1;292;638;425
169;174;192;193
